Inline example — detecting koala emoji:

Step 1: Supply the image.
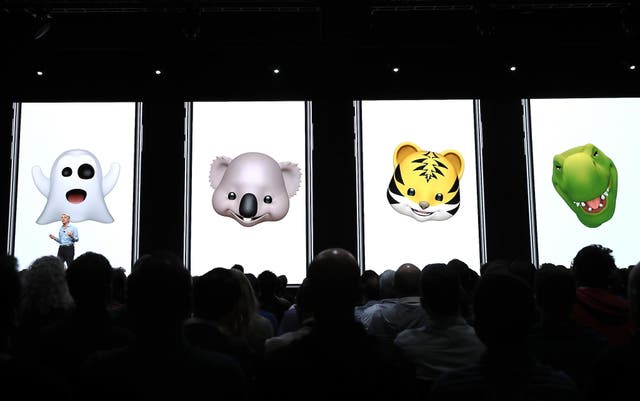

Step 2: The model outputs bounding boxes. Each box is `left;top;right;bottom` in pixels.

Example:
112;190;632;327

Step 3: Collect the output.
209;152;301;227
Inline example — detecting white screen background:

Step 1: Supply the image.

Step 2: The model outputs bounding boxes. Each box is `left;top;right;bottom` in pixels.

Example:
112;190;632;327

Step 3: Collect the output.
13;103;135;271
530;98;640;268
190;102;307;284
361;100;481;273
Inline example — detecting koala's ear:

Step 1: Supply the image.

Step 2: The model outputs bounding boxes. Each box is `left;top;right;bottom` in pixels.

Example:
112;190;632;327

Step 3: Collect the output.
209;156;232;189
280;161;302;197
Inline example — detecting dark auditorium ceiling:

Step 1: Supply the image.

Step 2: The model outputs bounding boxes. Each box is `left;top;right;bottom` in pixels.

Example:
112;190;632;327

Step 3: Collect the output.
2;1;639;98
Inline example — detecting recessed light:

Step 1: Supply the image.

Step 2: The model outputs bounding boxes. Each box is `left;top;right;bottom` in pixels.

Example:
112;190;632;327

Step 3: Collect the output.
36;70;44;76
509;65;517;72
273;68;280;74
154;69;162;75
392;67;399;73
630;65;636;70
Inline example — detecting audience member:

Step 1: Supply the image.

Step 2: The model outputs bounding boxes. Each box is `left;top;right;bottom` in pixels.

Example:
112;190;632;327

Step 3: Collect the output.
367;263;427;345
395;263;485;396
446;258;478;324
74;251;246;401
246;272;279;333
571;244;633;345
260;248;414;401
266;278;314;354
38;252;133;393
358;268;397;328
429;272;578;401
528;264;607;394
257;270;291;324
585;262;640;401
14;255;74;361
354;269;380;322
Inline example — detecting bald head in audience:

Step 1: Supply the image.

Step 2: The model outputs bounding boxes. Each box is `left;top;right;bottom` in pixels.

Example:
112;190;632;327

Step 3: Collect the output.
307;248;360;322
394;263;421;298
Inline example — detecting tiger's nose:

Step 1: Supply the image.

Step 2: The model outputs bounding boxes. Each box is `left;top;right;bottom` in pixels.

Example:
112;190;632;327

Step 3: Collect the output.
419;201;430;210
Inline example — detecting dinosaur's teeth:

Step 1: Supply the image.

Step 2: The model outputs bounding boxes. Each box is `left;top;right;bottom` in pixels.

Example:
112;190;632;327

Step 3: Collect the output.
581;202;586;207
601;195;606;200
588;207;593;211
599;203;604;208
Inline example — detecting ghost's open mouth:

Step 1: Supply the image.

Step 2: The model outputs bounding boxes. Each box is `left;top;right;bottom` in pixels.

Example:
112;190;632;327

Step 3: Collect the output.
66;189;87;204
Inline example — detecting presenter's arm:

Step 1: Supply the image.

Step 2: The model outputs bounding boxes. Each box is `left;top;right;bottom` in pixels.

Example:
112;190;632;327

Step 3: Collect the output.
49;234;60;243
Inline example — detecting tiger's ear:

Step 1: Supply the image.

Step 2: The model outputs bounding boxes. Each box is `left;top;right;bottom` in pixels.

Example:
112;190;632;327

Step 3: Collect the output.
441;150;464;179
393;142;422;166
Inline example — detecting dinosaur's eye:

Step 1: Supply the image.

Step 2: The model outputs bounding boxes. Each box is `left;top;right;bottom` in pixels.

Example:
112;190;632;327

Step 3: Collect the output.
593;150;599;157
555;165;561;170
62;167;72;177
407;188;415;196
264;195;272;204
435;193;444;201
228;192;236;200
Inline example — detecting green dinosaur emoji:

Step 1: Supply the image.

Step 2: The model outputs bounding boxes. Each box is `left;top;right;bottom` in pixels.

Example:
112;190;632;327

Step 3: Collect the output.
552;143;617;228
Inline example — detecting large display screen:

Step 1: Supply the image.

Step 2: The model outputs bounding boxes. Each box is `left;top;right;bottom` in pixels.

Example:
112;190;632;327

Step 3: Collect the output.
528;98;640;268
10;103;138;271
189;101;309;284
358;100;483;274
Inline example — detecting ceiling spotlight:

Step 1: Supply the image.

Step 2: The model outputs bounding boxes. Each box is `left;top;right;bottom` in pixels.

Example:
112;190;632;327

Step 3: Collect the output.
392;67;399;73
273;68;280;75
630;65;636;71
509;65;517;72
154;69;162;75
36;70;44;76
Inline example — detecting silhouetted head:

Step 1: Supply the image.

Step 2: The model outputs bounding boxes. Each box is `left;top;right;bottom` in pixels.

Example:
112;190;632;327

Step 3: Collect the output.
509;259;537;289
66;252;113;310
230;264;244;273
193;267;241;321
258;270;279;298
306;248;360;322
629;263;640;329
127;251;191;333
473;272;536;349
421;263;461;319
0;256;20;338
571;244;616;288
22;255;74;317
361;270;380;302
394;263;421;297
535;264;576;321
379;269;396;299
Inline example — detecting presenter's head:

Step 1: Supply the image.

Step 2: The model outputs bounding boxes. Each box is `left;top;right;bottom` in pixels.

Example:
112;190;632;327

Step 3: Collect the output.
61;213;70;225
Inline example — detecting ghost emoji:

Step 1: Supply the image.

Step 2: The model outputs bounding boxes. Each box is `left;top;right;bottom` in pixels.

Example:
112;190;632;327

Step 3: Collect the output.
32;149;120;224
209;152;301;227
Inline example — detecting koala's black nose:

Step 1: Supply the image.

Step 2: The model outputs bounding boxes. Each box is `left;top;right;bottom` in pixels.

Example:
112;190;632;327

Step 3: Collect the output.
239;193;258;218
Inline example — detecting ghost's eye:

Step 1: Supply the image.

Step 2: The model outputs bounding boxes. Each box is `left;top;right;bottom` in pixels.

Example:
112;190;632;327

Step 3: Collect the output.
264;195;272;204
228;192;236;200
407;188;415;196
435;193;444;201
62;167;72;177
78;164;95;179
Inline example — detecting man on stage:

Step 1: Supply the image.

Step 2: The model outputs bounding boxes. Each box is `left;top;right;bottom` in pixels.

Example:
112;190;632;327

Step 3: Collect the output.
49;213;79;268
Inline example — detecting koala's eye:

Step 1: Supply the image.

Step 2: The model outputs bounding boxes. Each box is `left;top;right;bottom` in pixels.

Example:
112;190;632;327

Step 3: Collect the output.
62;167;72;177
264;195;272;204
228;192;237;200
78;164;95;180
435;193;444;202
407;188;415;196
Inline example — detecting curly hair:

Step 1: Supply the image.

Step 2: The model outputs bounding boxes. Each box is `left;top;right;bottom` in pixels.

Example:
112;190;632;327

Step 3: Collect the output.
20;255;74;320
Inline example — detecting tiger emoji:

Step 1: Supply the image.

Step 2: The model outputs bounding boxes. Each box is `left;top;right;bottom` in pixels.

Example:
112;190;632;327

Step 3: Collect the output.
387;142;464;222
